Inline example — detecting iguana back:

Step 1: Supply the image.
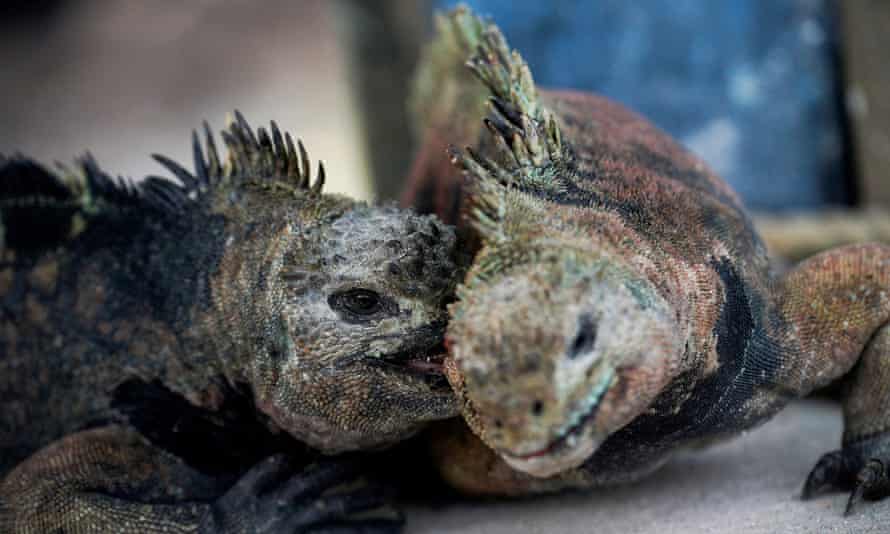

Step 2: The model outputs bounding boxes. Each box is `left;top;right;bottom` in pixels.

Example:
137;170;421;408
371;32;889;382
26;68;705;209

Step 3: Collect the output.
1;154;229;473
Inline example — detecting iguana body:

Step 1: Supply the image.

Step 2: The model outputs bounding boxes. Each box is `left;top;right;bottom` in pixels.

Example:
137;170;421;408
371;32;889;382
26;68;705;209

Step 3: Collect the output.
404;7;890;514
0;114;461;532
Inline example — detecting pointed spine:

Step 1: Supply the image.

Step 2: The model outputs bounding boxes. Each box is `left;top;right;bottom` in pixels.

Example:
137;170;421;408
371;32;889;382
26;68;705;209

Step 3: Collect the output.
443;6;573;243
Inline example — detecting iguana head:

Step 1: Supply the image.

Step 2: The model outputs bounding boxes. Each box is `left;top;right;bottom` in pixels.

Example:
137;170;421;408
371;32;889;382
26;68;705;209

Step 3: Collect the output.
159;113;463;453
448;225;680;477
255;201;462;453
440;8;684;477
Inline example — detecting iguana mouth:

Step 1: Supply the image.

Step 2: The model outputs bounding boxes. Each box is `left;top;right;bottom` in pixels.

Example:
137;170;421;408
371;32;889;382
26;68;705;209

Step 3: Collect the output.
404;352;446;374
376;341;450;390
511;398;599;461
500;367;616;476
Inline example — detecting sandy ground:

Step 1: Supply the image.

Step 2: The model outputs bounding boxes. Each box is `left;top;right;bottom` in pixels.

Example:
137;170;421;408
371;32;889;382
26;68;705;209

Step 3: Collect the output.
406;401;890;534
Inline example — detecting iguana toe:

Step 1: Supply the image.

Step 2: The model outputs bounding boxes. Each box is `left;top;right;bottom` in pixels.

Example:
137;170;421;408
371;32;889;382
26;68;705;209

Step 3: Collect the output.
280;486;402;532
801;450;849;500
202;454;403;533
802;436;890;516
844;458;889;516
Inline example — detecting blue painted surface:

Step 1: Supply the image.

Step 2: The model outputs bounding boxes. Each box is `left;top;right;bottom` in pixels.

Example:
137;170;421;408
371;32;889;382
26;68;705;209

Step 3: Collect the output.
434;0;848;210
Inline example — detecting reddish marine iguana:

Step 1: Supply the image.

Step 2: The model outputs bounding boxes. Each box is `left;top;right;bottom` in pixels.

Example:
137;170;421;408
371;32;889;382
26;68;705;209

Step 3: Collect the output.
404;6;890;515
0;113;461;532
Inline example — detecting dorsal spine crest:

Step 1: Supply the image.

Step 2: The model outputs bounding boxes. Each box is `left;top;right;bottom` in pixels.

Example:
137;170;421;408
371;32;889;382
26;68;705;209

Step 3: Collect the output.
442;6;572;243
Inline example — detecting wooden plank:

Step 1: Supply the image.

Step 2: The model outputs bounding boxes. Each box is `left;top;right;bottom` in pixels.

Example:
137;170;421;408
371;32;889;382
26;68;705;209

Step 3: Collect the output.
754;209;890;264
840;0;890;207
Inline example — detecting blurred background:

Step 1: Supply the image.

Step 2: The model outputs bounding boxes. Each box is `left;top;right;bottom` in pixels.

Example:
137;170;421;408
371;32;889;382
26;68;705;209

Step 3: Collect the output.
3;2;890;531
0;0;373;198
1;0;888;247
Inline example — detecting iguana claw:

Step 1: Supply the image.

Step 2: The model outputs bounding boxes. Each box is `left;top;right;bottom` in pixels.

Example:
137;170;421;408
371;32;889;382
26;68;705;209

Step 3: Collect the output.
802;438;890;516
201;454;404;533
845;458;889;516
801;450;849;500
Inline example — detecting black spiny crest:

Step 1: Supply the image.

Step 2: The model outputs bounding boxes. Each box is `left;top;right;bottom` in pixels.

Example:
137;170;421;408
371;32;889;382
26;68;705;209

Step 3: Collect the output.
151;110;326;198
443;6;573;244
0;152;184;249
1;111;323;250
0;153;154;215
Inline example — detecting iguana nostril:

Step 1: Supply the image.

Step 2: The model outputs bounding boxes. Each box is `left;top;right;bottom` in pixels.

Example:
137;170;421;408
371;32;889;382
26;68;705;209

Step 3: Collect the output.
532;400;544;416
568;314;597;359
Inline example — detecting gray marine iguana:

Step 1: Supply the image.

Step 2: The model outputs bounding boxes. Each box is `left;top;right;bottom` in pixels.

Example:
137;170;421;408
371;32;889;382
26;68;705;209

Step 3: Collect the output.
0;112;461;532
403;6;890;516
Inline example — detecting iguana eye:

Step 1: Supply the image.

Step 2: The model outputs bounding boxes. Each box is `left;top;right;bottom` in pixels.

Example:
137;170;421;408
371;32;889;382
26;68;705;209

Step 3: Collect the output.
331;289;383;316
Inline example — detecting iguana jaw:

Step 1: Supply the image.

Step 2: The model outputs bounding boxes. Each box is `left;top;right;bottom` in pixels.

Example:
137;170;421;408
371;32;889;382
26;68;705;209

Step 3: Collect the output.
262;322;459;453
500;367;616;477
256;337;458;454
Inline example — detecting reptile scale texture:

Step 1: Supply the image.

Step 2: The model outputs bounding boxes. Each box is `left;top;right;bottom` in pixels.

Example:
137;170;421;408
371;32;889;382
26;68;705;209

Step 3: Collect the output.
403;6;890;515
0;113;462;532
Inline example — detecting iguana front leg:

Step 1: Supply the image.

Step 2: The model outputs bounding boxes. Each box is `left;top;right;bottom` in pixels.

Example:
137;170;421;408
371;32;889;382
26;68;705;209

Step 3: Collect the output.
0;425;400;533
802;325;890;514
775;243;890;514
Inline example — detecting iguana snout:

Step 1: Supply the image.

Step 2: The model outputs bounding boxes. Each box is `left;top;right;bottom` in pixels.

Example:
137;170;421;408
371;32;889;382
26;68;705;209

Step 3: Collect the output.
448;248;682;477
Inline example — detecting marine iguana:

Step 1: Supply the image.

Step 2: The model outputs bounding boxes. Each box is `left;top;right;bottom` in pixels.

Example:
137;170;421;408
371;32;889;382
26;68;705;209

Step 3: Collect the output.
404;6;890;515
0;112;461;532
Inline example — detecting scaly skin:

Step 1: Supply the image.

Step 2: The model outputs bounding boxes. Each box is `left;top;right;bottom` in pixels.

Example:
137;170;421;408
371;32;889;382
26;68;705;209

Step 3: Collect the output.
404;6;890;514
0;113;461;532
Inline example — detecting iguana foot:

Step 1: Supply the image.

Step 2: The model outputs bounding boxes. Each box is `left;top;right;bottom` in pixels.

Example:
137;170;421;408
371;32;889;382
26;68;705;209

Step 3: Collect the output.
201;454;403;533
802;436;890;516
